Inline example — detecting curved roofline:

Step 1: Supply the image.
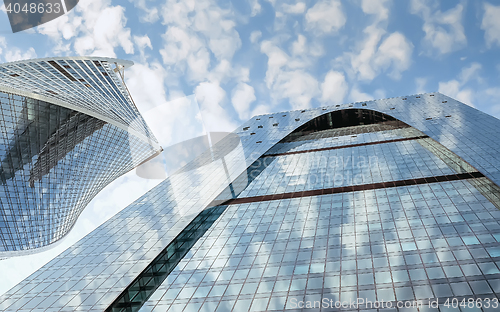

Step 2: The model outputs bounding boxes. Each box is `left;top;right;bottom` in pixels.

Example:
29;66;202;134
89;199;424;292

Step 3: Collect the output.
0;56;134;68
0;85;161;150
0;56;162;150
250;92;436;119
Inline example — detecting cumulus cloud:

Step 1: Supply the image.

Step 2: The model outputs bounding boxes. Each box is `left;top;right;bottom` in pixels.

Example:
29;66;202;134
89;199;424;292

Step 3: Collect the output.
481;3;500;48
251;103;273;117
0;37;5;56
347;0;413;82
133;35;153;62
282;2;306;14
373;32;413;79
415;77;428;93
410;0;466;55
274;70;320;109
125;62;168;113
2;46;37;62
349;86;374;102
484;88;500;117
260;38;321;109
321;70;348;104
305;0;346;34
140;95;206;148
438;62;482;107
361;0;390;21
129;0;160;23
250;30;262;44
159;0;242;83
249;0;262;16
37;0;133;56
231;83;256;120
195;82;238;132
438;80;473;106
458;62;481;83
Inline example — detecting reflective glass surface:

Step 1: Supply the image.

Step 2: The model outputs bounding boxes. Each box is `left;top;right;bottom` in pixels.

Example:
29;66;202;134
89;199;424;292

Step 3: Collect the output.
3;93;500;312
0;57;161;257
137;111;500;312
0;57;155;140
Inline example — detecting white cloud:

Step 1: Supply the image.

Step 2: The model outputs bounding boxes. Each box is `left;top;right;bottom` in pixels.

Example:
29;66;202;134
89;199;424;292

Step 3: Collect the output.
37;0;133;57
410;0;466;55
250;30;262;44
125;62;168;113
282;2;306;14
438;62;481;107
261;39;289;87
321;70;348;104
260;39;320;109
349;25;385;80
140;95;205;148
459;62;481;83
350;27;413;81
273;70;320;109
485;87;500;98
0;37;5;55
305;0;346;34
251;103;273;117
481;3;500;48
195;82;238;132
373;32;413;79
438;80;473;107
249;0;262;16
231;83;256;120
129;0;160;23
291;34;307;56
159;0;242;83
373;89;386;100
133;35;153;62
349;86;374;102
484;88;500;117
415;77;427;93
160;26;204;65
3;47;37;62
210;60;250;83
344;0;412;81
361;0;390;21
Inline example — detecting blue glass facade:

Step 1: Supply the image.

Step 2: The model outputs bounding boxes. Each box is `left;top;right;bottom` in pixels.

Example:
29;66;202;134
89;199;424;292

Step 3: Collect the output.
0;57;161;257
2;93;500;311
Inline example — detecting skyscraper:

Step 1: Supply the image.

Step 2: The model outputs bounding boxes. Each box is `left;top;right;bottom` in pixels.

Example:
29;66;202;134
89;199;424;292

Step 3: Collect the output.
2;93;500;311
0;57;161;258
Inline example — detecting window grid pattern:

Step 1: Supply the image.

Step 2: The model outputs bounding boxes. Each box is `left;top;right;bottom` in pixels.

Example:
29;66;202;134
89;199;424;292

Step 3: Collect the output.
0;57;157;141
107;205;228;312
0;90;159;256
141;181;500;312
3;93;500;311
137;113;500;311
266;127;424;156
239;137;463;198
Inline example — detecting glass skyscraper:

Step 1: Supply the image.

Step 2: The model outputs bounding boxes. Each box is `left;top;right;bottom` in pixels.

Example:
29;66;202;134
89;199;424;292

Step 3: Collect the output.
0;57;161;258
2;93;500;311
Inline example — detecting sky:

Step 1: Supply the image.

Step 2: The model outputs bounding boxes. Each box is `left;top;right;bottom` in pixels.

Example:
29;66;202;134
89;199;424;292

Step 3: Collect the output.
0;0;500;296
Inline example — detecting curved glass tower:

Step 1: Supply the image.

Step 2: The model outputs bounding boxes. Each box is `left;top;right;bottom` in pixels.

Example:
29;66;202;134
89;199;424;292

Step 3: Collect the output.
0;57;161;258
2;93;500;311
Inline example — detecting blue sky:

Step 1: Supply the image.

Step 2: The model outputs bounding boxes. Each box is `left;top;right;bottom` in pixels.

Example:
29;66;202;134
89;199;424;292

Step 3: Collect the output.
0;0;500;295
